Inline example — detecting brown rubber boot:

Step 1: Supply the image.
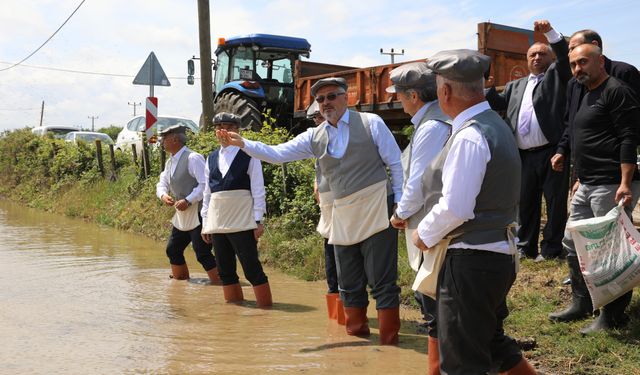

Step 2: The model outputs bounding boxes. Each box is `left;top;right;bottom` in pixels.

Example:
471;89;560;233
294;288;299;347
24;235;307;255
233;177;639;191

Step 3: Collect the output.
336;298;346;325
206;267;222;285
344;307;370;337
499;357;537;375
253;282;273;308
223;283;244;303
326;293;339;320
377;307;400;345
170;264;190;280
427;336;440;375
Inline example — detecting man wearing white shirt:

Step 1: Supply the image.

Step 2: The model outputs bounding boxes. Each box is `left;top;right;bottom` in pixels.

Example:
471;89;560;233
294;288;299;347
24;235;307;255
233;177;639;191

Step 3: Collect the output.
156;125;219;284
217;77;403;345
386;62;450;373
200;113;271;307
485;20;572;261
503;22;572;296
414;50;536;374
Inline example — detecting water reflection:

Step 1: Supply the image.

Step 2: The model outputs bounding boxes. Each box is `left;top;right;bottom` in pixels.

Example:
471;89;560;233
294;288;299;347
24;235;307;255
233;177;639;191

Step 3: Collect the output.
0;200;427;374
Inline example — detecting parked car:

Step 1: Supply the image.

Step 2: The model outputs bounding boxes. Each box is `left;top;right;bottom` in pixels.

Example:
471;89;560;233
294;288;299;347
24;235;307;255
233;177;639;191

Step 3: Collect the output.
115;116;199;152
31;125;80;139
64;131;114;146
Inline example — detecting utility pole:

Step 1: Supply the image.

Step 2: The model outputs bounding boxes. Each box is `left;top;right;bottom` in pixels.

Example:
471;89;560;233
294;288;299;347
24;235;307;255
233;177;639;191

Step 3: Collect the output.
39;100;44;127
380;48;405;64
88;115;99;131
128;101;141;116
197;0;215;132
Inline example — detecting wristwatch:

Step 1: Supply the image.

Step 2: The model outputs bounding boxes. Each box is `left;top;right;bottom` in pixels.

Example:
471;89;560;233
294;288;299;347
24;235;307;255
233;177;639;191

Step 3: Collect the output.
185;198;192;207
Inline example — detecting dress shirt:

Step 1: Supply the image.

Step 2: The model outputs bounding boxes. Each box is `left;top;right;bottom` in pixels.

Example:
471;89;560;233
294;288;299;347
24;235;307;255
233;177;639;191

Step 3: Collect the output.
515;28;562;150
200;145;267;222
417;101;512;254
156;146;206;204
396;101;450;219
242;110;404;202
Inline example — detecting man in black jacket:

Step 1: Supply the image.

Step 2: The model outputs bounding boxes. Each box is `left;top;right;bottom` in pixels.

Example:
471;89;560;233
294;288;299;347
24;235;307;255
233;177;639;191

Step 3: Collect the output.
486;20;572;261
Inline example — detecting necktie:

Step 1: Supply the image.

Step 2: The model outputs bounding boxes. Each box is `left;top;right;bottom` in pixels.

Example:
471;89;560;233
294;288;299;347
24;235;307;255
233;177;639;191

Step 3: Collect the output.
518;74;543;136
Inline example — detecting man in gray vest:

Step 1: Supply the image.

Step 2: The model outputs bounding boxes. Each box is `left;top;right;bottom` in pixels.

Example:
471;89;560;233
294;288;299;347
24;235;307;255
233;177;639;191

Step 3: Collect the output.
386;62;450;374
156;125;220;284
413;50;536;374
217;77;403;345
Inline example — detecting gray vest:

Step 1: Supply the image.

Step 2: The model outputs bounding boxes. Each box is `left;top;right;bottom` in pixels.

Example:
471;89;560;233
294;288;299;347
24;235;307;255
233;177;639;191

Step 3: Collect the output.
168;149;198;201
311;111;390;200
421;109;521;244
315;160;330;194
402;102;451;228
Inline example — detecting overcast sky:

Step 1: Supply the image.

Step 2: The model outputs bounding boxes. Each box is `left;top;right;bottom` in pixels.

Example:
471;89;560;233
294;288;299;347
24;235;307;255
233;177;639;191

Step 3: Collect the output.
0;0;638;131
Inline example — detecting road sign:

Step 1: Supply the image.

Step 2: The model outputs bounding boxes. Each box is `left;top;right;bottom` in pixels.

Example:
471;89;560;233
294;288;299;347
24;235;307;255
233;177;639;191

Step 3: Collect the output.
145;97;158;140
133;52;171;87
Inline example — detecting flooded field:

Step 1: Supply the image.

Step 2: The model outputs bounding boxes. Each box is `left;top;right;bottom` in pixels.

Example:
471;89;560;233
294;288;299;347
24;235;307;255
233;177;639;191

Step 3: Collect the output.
0;201;428;374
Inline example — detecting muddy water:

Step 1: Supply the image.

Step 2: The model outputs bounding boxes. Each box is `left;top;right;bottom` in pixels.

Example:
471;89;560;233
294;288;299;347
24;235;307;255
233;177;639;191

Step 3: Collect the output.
0;201;428;374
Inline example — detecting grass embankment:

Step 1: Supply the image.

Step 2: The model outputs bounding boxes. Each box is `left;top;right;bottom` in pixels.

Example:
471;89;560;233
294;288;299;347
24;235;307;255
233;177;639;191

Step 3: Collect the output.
1;128;639;374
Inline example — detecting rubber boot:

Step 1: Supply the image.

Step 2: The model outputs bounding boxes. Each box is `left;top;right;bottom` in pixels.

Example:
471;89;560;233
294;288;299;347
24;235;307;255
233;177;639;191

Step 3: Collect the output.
427;336;440;375
499;357;537;375
377;307;400;345
580;290;632;335
253;282;273;308
223;283;244;303
326;293;339;320
344;307;370;337
336;298;346;325
549;256;592;322
170;264;190;280
206;267;222;285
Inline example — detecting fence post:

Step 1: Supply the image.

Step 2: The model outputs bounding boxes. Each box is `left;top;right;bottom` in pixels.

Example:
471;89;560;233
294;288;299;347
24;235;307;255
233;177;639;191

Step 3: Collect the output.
160;149;166;172
142;142;150;179
108;144;117;181
281;162;288;197
131;144;138;166
95;140;105;178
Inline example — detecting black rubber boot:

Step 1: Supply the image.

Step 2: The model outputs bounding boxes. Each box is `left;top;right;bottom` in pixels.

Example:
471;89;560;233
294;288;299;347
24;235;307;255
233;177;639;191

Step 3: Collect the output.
549;256;593;322
580;290;632;335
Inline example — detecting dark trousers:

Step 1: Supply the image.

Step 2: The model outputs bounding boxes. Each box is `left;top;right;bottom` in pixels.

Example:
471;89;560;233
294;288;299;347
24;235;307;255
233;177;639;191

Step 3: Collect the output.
518;146;569;258
334;195;400;310
166;224;216;271
211;230;268;286
415;291;438;338
437;249;522;375
324;238;339;293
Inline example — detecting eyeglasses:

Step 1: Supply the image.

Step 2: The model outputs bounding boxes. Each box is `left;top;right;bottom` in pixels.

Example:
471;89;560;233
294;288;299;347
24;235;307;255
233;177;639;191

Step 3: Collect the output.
315;92;345;103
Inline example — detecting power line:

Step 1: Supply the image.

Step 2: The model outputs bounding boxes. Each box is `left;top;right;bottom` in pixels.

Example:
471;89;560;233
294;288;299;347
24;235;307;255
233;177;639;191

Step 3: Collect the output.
0;0;87;72
0;61;195;80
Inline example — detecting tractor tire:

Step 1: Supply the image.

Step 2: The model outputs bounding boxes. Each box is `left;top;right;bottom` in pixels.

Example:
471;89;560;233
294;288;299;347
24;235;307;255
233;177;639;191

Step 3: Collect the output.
213;91;262;131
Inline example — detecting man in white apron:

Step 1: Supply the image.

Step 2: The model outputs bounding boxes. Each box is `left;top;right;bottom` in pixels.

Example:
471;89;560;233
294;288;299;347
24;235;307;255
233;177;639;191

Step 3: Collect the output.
200;113;271;307
156;124;220;284
216;77;403;345
386;62;450;374
413;50;537;374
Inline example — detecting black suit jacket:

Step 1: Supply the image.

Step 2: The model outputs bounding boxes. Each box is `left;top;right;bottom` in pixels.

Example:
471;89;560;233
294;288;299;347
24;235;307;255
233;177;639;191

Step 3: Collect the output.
557;57;640;156
486;38;572;146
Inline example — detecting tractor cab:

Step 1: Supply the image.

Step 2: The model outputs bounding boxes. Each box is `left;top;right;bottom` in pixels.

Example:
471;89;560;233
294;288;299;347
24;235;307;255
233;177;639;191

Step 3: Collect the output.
213;34;311;130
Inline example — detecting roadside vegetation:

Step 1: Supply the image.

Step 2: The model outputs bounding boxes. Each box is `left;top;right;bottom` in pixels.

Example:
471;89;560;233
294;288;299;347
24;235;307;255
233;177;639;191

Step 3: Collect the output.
0;128;639;374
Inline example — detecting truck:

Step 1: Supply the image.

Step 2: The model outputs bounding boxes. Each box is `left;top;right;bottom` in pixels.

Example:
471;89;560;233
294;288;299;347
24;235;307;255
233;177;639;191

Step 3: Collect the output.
209;22;548;133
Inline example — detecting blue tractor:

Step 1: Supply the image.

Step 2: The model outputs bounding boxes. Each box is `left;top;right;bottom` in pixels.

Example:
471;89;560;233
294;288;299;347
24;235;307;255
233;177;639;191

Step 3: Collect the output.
211;34;311;131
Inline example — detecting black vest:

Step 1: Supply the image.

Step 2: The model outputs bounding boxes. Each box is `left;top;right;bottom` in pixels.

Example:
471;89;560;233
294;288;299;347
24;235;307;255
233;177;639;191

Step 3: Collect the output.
208;148;251;193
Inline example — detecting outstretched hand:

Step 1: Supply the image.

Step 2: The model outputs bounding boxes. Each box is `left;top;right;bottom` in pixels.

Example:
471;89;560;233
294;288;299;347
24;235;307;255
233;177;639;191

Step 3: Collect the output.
534;20;552;34
216;129;245;148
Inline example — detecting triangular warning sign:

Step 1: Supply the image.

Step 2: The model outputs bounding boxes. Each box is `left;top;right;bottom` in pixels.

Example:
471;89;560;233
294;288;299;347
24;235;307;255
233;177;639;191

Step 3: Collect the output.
133;52;171;86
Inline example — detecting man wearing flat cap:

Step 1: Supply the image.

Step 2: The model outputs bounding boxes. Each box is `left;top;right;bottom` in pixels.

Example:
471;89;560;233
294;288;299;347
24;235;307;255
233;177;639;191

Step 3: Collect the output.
485;20;571;262
156;124;220;284
413;50;537;374
386;61;450;372
217;77;404;345
200;112;271;307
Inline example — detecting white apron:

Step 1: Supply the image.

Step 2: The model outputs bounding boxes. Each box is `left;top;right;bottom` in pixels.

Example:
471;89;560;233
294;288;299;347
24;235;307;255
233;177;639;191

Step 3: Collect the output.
201;190;257;234
329;180;389;246
404;228;423;272
171;203;201;231
316;190;334;239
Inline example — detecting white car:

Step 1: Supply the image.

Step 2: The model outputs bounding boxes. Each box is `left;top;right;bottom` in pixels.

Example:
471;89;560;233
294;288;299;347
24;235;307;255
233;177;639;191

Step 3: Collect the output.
115;116;199;152
64;131;114;146
32;125;80;139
